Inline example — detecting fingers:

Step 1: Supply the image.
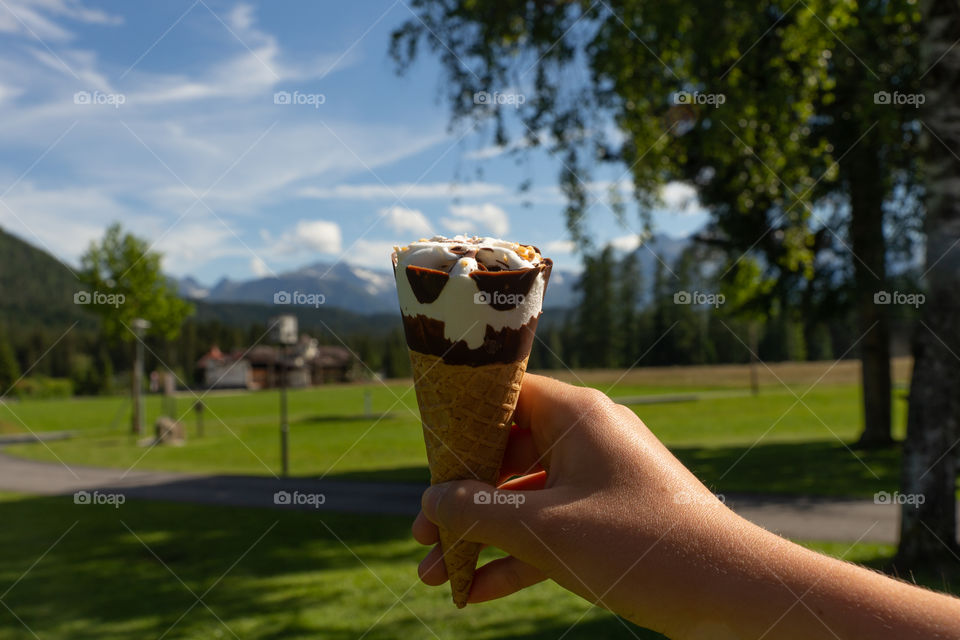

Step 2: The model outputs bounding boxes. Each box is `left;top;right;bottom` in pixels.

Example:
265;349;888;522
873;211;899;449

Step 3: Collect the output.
468;556;547;603
498;426;544;482
418;547;547;604
513;373;568;432
413;472;546;550
514;374;611;445
421;480;547;555
418;543;447;585
412;510;439;545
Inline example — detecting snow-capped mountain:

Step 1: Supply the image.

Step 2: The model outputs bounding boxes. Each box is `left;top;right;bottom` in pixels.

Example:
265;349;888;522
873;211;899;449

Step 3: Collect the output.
176;261;579;313
173;234;690;314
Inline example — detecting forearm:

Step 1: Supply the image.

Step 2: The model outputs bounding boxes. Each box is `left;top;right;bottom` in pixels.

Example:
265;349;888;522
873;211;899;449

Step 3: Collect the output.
679;515;960;640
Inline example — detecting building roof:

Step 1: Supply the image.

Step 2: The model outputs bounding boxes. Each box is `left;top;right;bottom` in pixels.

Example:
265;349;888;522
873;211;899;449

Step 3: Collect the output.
197;342;353;369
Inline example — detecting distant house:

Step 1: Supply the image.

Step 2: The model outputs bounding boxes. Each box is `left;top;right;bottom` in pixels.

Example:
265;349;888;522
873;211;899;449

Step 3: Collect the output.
196;346;252;389
197;337;354;390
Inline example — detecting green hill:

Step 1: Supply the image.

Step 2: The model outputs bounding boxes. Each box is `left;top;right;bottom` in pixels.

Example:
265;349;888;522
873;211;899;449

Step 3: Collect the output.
0;226;97;330
0;227;400;336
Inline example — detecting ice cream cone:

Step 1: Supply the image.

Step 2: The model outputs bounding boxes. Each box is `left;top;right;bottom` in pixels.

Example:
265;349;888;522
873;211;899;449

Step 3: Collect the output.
392;236;551;608
410;350;527;607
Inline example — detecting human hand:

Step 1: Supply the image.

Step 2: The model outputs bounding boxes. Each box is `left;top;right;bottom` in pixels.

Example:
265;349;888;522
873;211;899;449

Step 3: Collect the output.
412;373;740;634
411;374;960;640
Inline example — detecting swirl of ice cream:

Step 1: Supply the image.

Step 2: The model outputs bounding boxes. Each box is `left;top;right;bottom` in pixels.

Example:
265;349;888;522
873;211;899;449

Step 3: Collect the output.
392;236;552;363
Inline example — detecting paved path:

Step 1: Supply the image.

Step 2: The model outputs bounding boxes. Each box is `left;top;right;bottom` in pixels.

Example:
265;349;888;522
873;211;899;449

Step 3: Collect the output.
0;451;934;544
0;431;75;445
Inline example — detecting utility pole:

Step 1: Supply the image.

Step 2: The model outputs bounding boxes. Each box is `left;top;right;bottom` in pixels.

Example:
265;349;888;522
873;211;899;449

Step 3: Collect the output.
269;314;297;477
131;318;151;435
280;345;289;477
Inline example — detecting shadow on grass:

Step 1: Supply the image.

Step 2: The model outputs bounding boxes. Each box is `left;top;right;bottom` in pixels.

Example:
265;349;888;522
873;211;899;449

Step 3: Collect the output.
321;465;431;484
322;440;903;498
672;439;902;498
0;496;664;640
294;413;401;425
315;439;903;497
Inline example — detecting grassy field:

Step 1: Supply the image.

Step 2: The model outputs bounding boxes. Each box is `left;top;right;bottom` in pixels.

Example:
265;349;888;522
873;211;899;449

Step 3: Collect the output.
1;360;954;640
0;360;912;497
0;493;664;640
1;492;947;640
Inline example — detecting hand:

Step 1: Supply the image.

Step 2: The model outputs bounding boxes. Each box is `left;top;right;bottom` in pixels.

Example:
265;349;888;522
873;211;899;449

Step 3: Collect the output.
412;373;738;633
412;374;960;640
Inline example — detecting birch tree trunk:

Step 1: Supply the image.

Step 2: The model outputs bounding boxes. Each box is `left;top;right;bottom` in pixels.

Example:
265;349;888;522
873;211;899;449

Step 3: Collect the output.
897;0;960;567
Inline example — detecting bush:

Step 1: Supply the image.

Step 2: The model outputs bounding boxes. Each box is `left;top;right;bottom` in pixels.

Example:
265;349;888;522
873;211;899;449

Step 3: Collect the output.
13;376;74;399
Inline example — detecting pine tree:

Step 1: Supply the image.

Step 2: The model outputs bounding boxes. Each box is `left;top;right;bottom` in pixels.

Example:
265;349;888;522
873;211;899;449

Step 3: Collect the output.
574;246;616;367
0;333;20;394
616;252;643;367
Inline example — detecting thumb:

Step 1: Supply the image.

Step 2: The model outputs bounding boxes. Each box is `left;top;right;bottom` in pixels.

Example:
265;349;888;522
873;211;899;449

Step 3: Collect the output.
422;480;544;554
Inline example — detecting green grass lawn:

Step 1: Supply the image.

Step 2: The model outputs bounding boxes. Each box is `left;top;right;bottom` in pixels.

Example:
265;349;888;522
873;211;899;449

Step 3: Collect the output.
1;493;953;640
0;376;909;497
0;493;665;640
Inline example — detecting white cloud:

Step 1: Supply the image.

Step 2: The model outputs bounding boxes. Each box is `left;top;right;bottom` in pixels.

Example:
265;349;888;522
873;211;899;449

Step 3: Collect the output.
129;119;448;217
0;182;127;262
0;2;524;285
152;219;246;275
544;240;576;254
298;182;507;201
345;239;404;269
226;3;256;33
250;256;271;277
465;130;552;160
292;219;342;254
660;181;703;215
442;203;510;237
0;0;121;42
120;2;354;107
381;206;432;236
609;234;642;252
0;82;23;105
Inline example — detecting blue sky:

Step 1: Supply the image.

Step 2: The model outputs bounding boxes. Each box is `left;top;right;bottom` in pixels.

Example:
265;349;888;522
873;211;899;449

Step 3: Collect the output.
0;0;707;284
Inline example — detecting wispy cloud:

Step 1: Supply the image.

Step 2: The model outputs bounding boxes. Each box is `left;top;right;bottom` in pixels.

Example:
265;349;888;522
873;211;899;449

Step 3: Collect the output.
442;203;510;237
298;181;508;200
0;1;448;276
0;0;122;42
381;205;433;236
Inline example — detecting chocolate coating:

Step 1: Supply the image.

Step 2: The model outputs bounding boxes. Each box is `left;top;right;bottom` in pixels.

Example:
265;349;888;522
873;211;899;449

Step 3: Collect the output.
402;313;542;366
471;260;552;311
405;265;450;304
403;259;552;311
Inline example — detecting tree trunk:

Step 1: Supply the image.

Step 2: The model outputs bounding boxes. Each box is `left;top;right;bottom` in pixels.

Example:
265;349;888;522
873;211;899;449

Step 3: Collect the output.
131;340;141;435
849;143;893;448
896;0;960;568
749;321;760;396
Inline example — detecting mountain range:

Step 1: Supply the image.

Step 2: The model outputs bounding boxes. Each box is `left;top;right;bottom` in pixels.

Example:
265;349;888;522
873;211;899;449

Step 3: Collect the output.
0;225;690;333
174;235;691;313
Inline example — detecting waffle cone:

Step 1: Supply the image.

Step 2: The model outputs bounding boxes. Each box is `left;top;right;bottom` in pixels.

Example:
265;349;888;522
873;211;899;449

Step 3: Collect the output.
409;349;527;608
